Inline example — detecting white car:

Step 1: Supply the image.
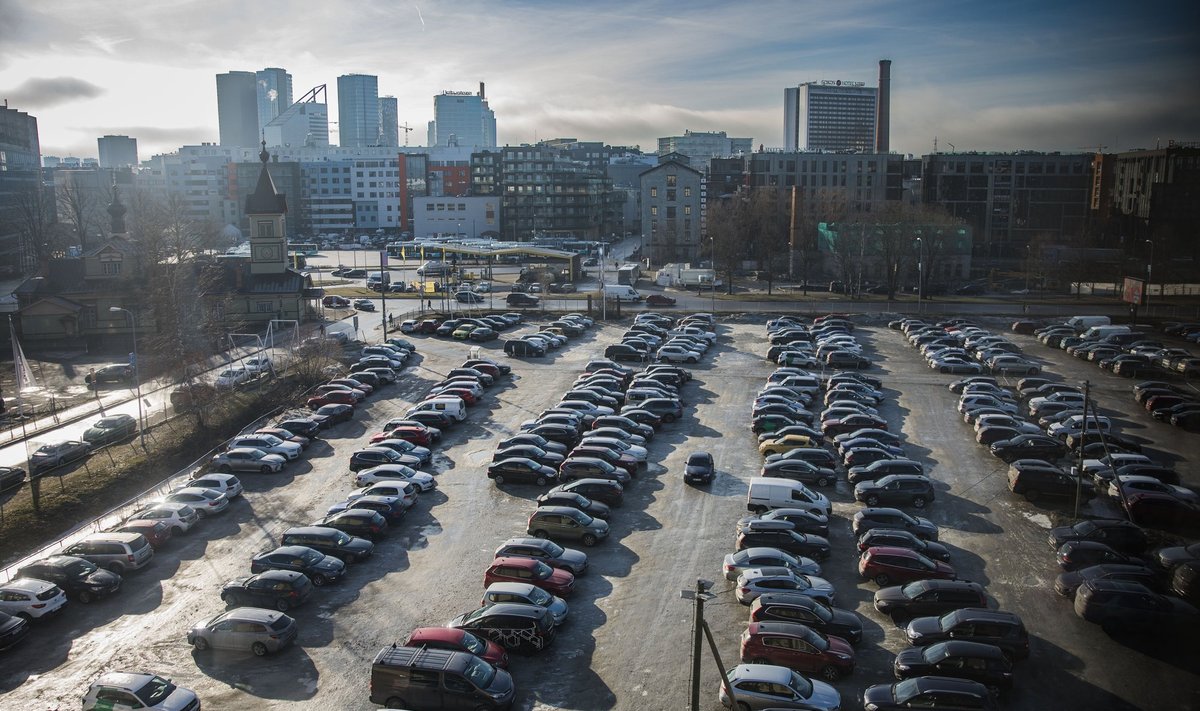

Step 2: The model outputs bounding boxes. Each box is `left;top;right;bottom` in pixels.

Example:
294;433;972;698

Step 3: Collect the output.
0;578;67;619
126;502;200;534
353;464;437;491
399;319;418;333
83;671;199;711
656;345;702;363
229;434;303;460
243;356;272;374
215;367;250;388
187;472;244;499
347;481;418;508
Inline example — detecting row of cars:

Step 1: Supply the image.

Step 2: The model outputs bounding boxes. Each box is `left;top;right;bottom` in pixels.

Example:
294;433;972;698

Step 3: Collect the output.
1031;320;1200;430
600;312;719;364
367;312;713;710
893;317;1038;377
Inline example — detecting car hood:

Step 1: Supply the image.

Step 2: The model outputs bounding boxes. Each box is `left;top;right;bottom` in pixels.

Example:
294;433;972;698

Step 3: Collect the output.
862;682;897;706
922;541;952;561
343;538;375;555
873;585;910;607
893;646;927;669
84;568;121;588
905;615;944;642
546;568;574;587
827;607;864;639
315;556;346;572
1156;546;1198;569
1049;526;1082;547
806;679;841;709
805;575;835;599
553;547;589;570
826;633;854;657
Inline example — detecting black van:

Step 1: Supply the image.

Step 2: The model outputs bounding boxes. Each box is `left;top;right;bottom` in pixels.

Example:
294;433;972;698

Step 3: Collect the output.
369;645;515;710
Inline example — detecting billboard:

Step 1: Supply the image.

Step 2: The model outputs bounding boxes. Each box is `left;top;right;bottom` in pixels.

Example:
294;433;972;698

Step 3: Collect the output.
1122;277;1144;305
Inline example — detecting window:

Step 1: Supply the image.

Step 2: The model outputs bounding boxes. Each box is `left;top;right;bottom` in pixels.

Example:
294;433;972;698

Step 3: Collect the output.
256;220;275;238
666;174;677;187
650;206;658;216
650;187;657;198
101;261;122;276
257;301;274;313
666;189;676;201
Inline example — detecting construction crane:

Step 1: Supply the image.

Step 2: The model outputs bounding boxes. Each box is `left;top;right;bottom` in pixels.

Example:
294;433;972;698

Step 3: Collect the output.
400;123;414;146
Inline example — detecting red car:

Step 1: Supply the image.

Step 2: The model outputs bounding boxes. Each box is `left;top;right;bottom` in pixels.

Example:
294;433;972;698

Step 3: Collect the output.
112;520;173;550
740;621;855;681
645;294;677;307
307;390;358;409
403;626;509;669
372;426;433;447
436;387;479;406
329;378;374;395
485;556;574;598
858;546;956;587
416;319;441;334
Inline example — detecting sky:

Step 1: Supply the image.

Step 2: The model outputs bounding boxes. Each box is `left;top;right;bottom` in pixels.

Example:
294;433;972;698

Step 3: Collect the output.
1;0;1197;160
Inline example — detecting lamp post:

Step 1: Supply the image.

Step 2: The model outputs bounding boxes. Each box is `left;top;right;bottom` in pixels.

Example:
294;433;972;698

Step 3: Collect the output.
1023;244;1032;314
1144;239;1155;310
109;307;146;448
709;236;716;314
914;237;923;314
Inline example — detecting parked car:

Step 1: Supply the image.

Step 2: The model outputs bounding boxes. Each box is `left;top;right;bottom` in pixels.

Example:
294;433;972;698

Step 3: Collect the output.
863;676;999;711
718;663;841;711
852;508;939;540
484;556;574;598
0;578;68;620
448;602;557;654
1049;519;1148;555
493;537;588;577
1054;563;1165;598
854;475;936;508
249;545;346;586
740;621;855;681
905;609;1030;660
81;414;138;447
82;672;199;711
526;506;609;546
1074;578;1200;634
220;570;313;611
859;546;956;587
15;555;121;604
735;567;836;606
188;607;298;656
29;440;92;473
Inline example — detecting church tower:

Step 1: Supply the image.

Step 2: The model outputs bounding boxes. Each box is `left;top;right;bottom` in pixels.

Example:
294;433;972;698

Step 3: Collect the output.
245;141;288;275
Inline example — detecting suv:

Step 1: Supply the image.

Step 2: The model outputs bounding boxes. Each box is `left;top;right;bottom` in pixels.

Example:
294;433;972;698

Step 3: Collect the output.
854;475;936;508
1074;578;1200;632
873;579;989;620
740;621;855;682
748;593;864;644
847;459;925;485
1007;460;1095;503
16;556;121;604
548;479;624;508
449;602;558;654
893;641;1014;693
504;339;544;357
863;676;998;711
905;609;1030;660
526;506;609;546
859;546;956;587
280;526;374;563
82;672;199;711
506;292;541;308
369;645;515;710
84;364;134;387
852;508;939;541
62;532;154;575
493;537;589;577
736;520;832;560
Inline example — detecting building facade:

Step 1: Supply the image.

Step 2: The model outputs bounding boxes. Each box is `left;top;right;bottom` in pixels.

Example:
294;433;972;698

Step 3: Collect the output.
97;135;138;169
431;88;496;148
748;151;905;212
413;196;499;239
378;96;399;147
337;74;380;148
657;130;751;172
640;155;704;265
256;67;293;133
0;105;42;274
216;71;259;147
264;84;329;149
1103;146;1200;265
498;145;611;241
784;81;878;152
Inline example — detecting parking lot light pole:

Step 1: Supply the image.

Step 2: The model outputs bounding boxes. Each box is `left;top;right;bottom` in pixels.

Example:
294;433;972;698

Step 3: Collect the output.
1144;239;1155;310
109;307;146;449
914;237;923;314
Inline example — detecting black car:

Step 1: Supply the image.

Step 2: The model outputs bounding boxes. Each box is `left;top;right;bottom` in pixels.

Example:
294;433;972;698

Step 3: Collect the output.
857;528;952;561
536;491;612;520
311;403;354;428
494;445;565;469
220;570;314;611
280;526;374;563
854;474;936;508
906;609;1030;661
748;592;864;645
1049;519;1149;555
604;344;648;362
618;408;664;430
277;417;322;440
1054;563;1165;598
249;545;346;586
873;579;989;621
528;423;582;448
315;509;389;540
893;641;1014;693
735;525;832;560
989;434;1067;463
549;479;624;508
853;508;939;541
16;555;121;603
738;508;830;538
488;458;558;486
761;459;836;488
847;459;925;485
681;451;714;484
85;364;134;387
0;611;30;652
0;466;27;492
498;434;568;456
1007;459;1095;503
863;676;998;711
558;457;629;485
81;414;139;447
505;339;545;357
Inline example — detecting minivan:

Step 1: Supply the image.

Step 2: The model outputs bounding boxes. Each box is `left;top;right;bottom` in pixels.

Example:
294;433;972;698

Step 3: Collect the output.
61;532;154;574
1081;325;1131;340
369;645;515;710
603;284;641;302
746;477;831;516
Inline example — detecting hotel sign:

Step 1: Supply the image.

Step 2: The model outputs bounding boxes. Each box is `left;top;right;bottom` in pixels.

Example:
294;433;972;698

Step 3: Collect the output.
820;80;865;87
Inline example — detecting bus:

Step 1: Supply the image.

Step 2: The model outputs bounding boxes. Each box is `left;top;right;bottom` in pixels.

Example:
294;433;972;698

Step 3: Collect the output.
288;242;320;256
617;263;641;286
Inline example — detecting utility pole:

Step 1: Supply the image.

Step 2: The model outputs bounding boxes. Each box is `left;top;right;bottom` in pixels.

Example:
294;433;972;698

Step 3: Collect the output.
681;578;736;710
1074;381;1088;519
380;249;388;338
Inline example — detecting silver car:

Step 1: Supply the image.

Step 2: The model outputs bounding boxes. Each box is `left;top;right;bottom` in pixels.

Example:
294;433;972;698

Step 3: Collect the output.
162;487;230;517
228;434;302;461
125;502;200;534
734;567;836;606
719;663;841;710
211;447;286;474
188;473;244;499
482;582;569;626
187;607;298;656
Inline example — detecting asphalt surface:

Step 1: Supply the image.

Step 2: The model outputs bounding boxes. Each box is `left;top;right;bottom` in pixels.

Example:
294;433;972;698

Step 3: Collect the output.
0;316;1197;710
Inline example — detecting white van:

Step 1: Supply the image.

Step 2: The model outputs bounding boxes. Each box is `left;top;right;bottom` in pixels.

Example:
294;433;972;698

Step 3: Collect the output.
408;397;466;422
746;477;831;516
603;284;642;303
1081;325;1131;340
1066;315;1110;333
366;271;390;288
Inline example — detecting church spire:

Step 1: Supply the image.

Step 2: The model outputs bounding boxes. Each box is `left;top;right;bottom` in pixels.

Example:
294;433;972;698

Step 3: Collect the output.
245;140;287;215
107;178;127;235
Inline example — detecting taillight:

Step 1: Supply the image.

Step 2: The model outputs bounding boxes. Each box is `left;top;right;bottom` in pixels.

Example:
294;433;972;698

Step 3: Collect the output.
127;554;135;562
31;603;45;609
723;564;734;572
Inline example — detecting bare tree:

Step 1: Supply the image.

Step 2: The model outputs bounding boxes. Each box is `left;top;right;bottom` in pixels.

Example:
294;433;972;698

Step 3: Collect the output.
3;183;67;273
746;189;790;295
55;179;102;250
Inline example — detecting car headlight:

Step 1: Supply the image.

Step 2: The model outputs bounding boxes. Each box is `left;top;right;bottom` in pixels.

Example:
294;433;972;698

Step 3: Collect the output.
866;704;879;711
895;663;909;670
835;653;852;660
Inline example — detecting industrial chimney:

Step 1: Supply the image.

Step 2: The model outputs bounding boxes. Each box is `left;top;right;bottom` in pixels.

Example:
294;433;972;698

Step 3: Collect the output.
875;59;891;153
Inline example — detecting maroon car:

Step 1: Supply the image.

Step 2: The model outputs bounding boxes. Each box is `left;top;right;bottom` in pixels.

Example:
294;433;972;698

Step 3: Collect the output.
403;626;509;669
113;520;173;550
645;294;677;307
485;557;574;598
307;390;358;409
858;546;956;587
416;319;441;333
740;621;855;681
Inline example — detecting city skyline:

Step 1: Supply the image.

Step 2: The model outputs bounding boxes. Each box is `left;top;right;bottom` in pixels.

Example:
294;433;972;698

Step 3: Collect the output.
0;0;1195;159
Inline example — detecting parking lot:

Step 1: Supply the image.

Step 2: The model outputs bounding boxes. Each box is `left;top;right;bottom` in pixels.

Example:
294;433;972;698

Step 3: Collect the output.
0;314;1197;710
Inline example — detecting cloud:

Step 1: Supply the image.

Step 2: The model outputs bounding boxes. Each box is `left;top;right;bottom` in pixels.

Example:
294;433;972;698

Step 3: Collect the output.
3;76;104;109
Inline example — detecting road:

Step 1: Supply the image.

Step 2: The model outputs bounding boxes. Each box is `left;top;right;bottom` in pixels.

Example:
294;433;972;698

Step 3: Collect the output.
0;316;1196;709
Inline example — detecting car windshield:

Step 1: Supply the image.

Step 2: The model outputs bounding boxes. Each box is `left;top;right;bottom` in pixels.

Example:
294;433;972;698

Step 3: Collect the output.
300;549;323;565
789;671;813;697
331;531;352;545
527;586;553;606
462;655;496;688
532;561;554;579
1074;521;1097;534
96;417;127;428
901;580;933;597
133;676;178;705
66;559;97;578
459;631;487;655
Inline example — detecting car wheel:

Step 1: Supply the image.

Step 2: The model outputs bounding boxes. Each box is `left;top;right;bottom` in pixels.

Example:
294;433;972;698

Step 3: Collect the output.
218;464;232;473
106;563;124;575
912;496;927;508
193;637;209;651
820;664;841;681
261;465;273;474
873;573;890;586
493;474;505;485
1028;368;1039;375
311;573;327;587
77;590;93;604
816;476;830;487
866;495;880;507
1025;489;1040;502
663;414;676;423
581;533;600;547
533;529;549;539
940;366;951;373
274;598;291;612
687;356;697;364
251;641;269;656
386;698;406;709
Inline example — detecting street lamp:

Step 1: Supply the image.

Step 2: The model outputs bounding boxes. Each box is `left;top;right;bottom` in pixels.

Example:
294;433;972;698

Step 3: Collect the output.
1144;240;1155;310
914;237;923;314
709;236;716;314
109;307;146;448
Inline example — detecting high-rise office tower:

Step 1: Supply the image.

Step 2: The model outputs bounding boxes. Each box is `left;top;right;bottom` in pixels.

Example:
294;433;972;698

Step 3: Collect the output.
430;82;496;148
216;71;259;147
97;135;138;169
784;80;878;152
337;74;379;148
265;85;329;148
379;96;399;147
256;67;293;133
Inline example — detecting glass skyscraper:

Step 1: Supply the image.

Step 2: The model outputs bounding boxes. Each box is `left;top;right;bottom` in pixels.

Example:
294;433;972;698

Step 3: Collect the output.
216;71;259;147
256;67;293;133
337;74;379;148
431;90;496;148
